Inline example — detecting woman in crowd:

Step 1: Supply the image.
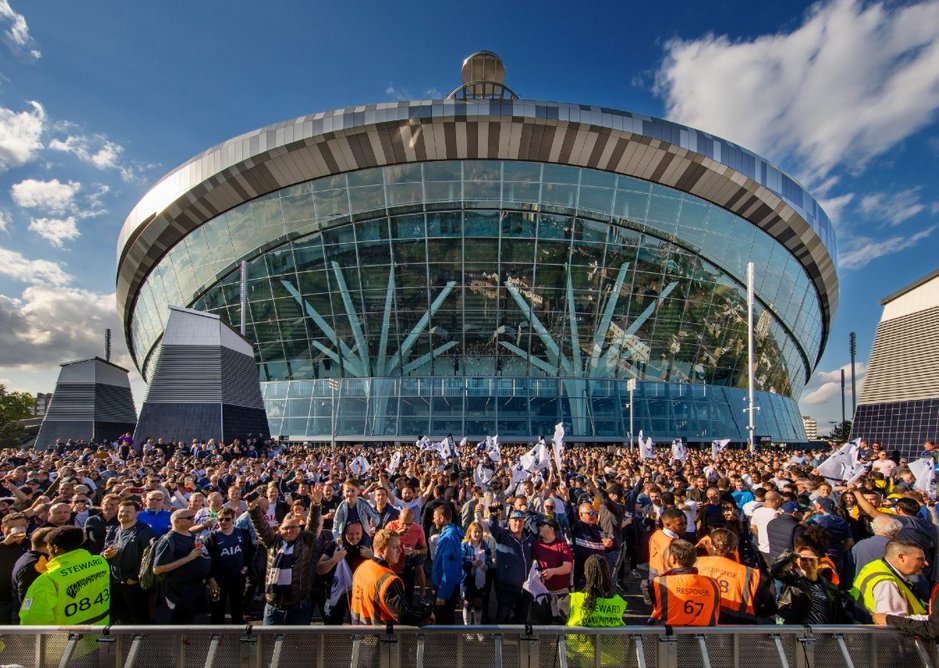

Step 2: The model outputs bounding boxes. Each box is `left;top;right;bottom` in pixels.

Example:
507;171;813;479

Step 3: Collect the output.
460;521;492;627
316;520;372;624
771;526;847;624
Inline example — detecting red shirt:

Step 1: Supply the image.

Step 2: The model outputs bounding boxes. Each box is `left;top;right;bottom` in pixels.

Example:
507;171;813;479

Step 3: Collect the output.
385;519;427;574
531;538;574;591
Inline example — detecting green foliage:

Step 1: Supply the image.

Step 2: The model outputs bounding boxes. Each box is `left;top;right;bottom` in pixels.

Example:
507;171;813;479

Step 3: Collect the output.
0;385;33;448
826;420;853;443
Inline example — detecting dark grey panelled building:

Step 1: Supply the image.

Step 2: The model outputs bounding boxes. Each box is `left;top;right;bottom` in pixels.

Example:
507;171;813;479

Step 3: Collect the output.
35;357;137;448
134;306;269;443
852;269;939;455
117;52;839;444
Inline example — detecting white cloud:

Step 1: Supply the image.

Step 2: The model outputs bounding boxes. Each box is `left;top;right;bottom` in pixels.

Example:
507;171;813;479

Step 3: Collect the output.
655;0;939;183
859;188;927;226
10;177;79;213
0;286;130;369
838;225;937;270
0;209;9;233
0;0;40;60
801;362;866;404
0;101;44;172
28;216;79;247
0;246;72;285
818;192;854;228
47;133;151;183
385;83;443;101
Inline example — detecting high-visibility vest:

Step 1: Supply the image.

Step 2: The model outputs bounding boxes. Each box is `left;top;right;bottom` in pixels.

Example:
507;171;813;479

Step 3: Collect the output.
819;556;840;587
648;530;673;579
350;558;402;625
19;548;110;626
566;592;627;627
651;573;721;626
851;558;926;616
696;555;759;619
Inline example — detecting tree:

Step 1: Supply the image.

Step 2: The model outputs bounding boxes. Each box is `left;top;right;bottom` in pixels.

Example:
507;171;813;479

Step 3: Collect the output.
0;385;34;448
826;420;852;443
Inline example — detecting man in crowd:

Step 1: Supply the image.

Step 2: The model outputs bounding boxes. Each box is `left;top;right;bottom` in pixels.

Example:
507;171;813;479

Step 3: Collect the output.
103;499;155;624
249;484;323;624
153;509;211;623
649;539;721;626
489;508;536;623
350;528;433;625
205;508;254;624
852;539;928;619
0;513;29;623
430;504;463;623
20;526;110;626
138;491;172;537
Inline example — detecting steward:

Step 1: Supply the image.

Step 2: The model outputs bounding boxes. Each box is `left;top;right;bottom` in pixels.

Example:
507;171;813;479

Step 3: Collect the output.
19;526;109;625
696;528;776;623
650;539;720;626
351;529;432;625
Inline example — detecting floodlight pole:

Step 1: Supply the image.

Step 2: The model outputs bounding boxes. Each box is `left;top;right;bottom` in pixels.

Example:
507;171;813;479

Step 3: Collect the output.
747;262;756;453
627;378;637;448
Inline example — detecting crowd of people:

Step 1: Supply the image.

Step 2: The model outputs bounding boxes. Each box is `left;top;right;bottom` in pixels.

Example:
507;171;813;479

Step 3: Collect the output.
1;433;938;636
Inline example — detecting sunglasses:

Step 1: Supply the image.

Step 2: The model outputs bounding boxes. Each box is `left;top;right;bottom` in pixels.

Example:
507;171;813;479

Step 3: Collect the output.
218;517;233;522
583;511;598;516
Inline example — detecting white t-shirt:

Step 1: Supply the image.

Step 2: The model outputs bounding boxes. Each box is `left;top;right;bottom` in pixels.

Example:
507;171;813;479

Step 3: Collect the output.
750;506;779;553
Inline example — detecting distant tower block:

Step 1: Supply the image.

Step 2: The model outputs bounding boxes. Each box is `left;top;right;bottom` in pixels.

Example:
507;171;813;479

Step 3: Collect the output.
135;306;269;443
35;358;137;449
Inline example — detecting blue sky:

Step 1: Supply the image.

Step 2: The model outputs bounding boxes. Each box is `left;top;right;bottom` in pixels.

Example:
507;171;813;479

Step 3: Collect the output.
0;0;937;435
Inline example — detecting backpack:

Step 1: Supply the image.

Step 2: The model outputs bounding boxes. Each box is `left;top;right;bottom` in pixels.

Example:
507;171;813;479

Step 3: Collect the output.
138;536;164;591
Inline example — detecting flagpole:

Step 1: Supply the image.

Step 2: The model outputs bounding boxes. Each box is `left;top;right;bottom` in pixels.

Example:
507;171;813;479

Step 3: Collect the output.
747;262;756;453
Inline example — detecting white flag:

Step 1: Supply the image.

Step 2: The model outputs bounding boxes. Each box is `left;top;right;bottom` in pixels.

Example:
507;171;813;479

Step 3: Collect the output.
551;422;565;471
473;462;494;487
429;441;450;461
638;430;656;460
520;440;551;472
349;455;371;477
487;435;502;463
844;461;871;486
459;436;468;447
816;452;850;483
326;558;353;614
522;562;549;602
416;436;431;450
388;450;401;474
671;439;686;462
445;434;458;459
711;439;730;459
911;457;936;495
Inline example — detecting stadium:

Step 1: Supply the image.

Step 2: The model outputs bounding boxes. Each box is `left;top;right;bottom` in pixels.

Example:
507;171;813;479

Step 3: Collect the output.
116;52;838;444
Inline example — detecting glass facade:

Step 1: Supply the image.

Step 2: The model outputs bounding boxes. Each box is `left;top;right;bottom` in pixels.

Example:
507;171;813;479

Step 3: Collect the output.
127;160;824;442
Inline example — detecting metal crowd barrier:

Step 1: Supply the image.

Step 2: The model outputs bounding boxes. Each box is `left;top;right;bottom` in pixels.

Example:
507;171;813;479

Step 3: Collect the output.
0;624;933;668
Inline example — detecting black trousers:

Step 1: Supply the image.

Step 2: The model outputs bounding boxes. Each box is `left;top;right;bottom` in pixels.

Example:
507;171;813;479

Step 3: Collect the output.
113;580;151;624
495;586;530;624
433;592;459;625
210;575;246;624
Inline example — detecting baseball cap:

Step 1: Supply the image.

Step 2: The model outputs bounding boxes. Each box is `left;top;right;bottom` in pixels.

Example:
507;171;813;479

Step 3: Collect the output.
509;510;527;519
538;517;560;530
815;497;836;513
781;501;802;513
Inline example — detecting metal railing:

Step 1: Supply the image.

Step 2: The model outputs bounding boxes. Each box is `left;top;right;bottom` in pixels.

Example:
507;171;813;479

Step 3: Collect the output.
0;625;933;668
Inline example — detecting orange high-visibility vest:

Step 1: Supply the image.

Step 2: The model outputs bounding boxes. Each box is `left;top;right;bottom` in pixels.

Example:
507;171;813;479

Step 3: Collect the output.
696;555;759;620
649;530;674;579
819;556;840;587
350;559;400;625
651;573;721;626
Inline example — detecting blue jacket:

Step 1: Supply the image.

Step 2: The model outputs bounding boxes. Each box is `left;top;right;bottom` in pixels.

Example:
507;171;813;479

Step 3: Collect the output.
431;523;465;601
332;499;381;542
489;518;536;590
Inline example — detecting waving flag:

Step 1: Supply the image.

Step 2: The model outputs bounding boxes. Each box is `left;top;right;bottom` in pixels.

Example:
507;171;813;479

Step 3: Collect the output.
521;440;551;473
459;436;468;447
816;452;850;483
638;430;656;460
911;457;936;495
473;462;494;487
416;436;431;450
487;435;502;463
388;450;402;474
711;439;731;460
671;438;686;463
551;422;565;471
326;558;353;615
349;455;371;477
